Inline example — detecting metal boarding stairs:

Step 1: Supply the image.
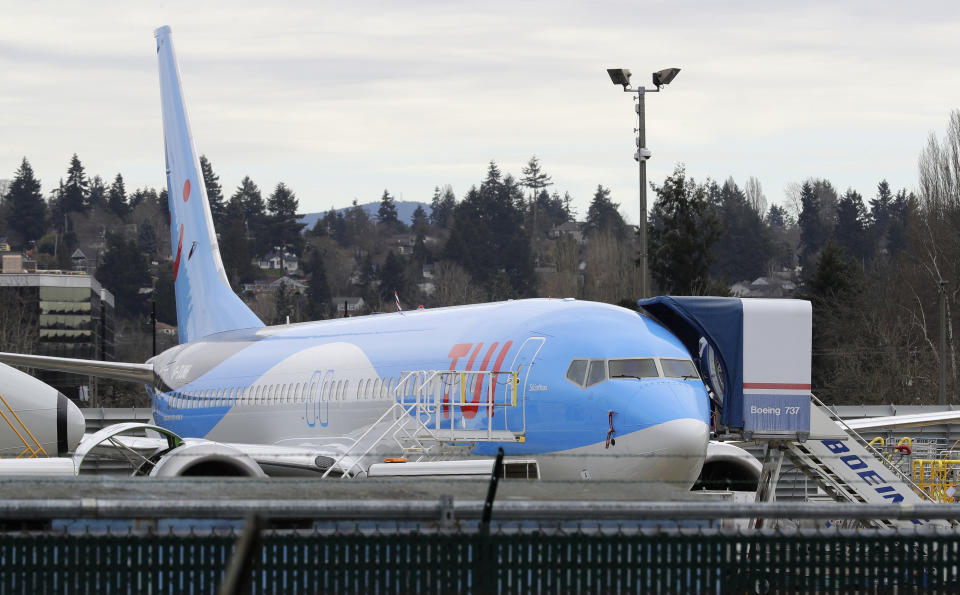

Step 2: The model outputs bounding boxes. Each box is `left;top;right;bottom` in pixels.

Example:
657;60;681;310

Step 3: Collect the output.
755;395;948;529
321;369;526;479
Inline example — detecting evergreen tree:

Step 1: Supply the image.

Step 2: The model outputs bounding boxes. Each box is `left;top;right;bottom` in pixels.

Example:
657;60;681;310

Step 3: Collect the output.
871;180;893;224
429;187;442;226
95;231;151;317
764;204;796;269
798;181;828;264
868;179;896;256
521;156;553;235
88;176;107;210
886;189;914;256
61;154;88;213
154;266;177;325
648;165;722;294
520;156;552;199
379;250;407;306
138;220;158;256
273;283;293;325
128;188;145;211
159;188;169;226
585;185;627;239
231;176;269;256
709;178;772;283
128;187;162;212
835;188;870;261
305;247;331;319
345;199;375;255
765;204;789;228
445;161;534;297
3;158;47;249
233;176;266;223
411;205;431;264
413;230;430;265
267;182;306;255
220;197;252;288
803;241;865;399
199;155;226;229
107;173;128;218
429;185;456;229
562;191;575;221
377;189;401;232
317;207;348;245
534;190;571;230
411;204;429;235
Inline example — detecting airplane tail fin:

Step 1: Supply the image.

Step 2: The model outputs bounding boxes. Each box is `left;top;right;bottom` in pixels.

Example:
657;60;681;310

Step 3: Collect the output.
155;26;263;343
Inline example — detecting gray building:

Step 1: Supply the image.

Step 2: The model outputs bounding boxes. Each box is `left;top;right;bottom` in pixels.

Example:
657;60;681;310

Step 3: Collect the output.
0;267;115;403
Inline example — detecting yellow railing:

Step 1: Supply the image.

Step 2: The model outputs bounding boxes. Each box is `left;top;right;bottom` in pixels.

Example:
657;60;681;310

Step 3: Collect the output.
913;459;960;503
0;392;48;458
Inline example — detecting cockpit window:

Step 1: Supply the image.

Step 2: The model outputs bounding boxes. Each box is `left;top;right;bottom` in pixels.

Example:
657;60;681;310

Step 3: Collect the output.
608;358;659;380
566;359;588;386
661;358;699;379
585;359;606;387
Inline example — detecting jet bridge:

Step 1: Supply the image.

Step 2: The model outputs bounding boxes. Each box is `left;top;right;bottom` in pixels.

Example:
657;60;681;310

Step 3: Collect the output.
639;297;943;528
638;297;812;440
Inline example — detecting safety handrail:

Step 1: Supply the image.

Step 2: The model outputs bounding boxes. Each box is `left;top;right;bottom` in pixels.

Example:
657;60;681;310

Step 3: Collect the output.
319;400;418;480
321;370;525;479
812;393;934;502
396;369;522;442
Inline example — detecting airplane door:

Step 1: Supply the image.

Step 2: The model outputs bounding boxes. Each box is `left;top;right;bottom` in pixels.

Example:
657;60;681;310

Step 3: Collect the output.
306;370;331;428
318;371;331;427
507;337;546;428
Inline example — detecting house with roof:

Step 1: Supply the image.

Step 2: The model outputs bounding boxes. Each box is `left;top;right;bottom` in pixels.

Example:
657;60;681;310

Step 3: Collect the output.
270;276;308;295
256;250;299;273
550;221;584;244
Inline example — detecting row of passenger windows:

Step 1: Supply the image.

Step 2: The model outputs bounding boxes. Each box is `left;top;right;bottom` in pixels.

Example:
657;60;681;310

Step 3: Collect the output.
565;358;699;389
165;375;417;410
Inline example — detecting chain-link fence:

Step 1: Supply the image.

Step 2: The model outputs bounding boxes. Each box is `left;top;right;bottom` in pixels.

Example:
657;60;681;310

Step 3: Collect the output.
2;511;960;593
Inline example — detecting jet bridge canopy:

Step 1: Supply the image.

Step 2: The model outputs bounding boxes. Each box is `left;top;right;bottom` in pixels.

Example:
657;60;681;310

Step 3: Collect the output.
638;296;811;439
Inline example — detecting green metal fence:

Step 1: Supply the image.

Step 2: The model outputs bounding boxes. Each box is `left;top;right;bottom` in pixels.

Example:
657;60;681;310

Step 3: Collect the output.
2;527;959;593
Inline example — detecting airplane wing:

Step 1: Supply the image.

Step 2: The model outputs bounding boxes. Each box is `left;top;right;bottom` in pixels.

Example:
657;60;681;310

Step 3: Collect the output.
0;352;154;384
842;410;960;431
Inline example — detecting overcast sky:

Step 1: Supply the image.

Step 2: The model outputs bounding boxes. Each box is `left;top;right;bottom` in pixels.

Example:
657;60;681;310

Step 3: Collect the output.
2;1;959;224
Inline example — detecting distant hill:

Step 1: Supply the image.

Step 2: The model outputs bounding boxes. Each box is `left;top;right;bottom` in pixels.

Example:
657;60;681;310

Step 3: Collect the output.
299;201;429;232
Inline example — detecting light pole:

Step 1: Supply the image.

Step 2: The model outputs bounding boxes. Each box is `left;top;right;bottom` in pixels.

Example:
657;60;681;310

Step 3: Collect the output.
940;279;949;405
606;67;680;299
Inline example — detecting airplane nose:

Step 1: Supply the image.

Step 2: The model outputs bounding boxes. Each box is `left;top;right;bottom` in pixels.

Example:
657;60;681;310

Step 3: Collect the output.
645;418;710;489
621;379;711;430
613;380;711;490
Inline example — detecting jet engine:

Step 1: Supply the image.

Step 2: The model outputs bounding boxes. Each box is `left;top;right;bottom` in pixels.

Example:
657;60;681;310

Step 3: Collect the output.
694;440;762;492
147;441;267;477
0;362;85;457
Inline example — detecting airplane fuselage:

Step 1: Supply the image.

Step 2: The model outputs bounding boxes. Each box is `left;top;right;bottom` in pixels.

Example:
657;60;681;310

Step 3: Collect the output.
146;298;711;486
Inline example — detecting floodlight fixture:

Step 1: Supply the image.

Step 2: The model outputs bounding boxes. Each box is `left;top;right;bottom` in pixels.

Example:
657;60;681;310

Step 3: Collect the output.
652;67;681;89
605;65;682;298
607;68;633;89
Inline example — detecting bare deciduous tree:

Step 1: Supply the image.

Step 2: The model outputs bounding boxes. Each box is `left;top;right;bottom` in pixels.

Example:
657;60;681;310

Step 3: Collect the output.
432;261;484;306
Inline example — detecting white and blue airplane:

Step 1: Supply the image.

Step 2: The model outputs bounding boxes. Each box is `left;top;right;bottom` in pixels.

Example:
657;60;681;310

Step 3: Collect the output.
0;26;741;488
